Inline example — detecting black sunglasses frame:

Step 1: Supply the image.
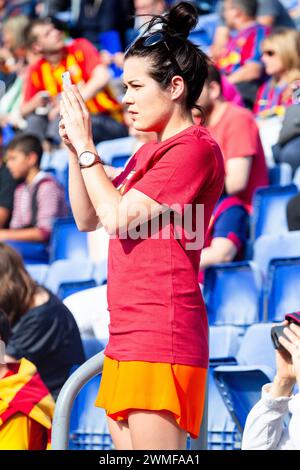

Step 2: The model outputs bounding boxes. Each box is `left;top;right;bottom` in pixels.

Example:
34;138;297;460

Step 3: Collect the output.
142;32;184;77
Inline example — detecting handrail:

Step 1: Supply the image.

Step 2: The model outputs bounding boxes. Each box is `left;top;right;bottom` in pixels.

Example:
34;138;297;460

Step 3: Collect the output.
51;350;208;450
52;351;105;450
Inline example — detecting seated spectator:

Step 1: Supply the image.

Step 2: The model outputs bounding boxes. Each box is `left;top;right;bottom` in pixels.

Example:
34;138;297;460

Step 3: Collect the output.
254;28;300;119
21;19;128;145
196;65;269;211
0;134;67;248
242;320;300;450
216;0;269;108
0;129;16;228
0;308;54;450
0;15;32;132
0;243;85;400
287;192;300;231
212;0;295;61
199;196;249;285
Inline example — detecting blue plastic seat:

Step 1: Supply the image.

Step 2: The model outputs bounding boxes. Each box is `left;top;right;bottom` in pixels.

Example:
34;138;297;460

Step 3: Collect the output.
57;279;98;300
268;163;292;186
111;155;130;168
49;217;88;262
253;231;300;277
214;323;276;432
265;257;300;322
69;338;112;450
204;262;263;326
5;240;49;264
251;184;298;240
26;264;49;284
208;367;241;450
44;259;95;294
209;326;243;363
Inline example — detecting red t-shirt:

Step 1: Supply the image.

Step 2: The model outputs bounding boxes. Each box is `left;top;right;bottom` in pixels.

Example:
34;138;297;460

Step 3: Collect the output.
104;125;225;368
208;103;269;208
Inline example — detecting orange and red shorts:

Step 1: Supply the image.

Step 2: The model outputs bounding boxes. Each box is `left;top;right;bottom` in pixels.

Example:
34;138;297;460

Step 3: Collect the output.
95;356;207;439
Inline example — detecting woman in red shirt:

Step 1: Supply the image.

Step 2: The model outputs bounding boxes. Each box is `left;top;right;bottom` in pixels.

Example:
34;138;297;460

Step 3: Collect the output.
59;1;224;450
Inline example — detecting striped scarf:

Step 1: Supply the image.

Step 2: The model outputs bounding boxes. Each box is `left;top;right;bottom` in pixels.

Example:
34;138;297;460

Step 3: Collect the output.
0;358;54;449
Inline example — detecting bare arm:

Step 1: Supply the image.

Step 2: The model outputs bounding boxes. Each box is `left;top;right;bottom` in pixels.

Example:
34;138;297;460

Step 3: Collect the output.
68;150;101;232
225;156;252;195
0;227;47;242
200;237;238;270
79;64;111;102
227;62;262;84
210;25;230;60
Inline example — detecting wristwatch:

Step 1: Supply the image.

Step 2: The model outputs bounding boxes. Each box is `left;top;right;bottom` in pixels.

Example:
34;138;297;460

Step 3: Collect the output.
78;151;102;169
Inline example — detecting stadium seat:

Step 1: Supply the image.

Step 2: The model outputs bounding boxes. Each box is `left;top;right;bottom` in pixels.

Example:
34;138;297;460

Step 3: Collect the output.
44;259;95;294
69;338;112;450
5;240;49;264
253;231;300;277
251;184;298;240
189;13;218;49
57;279;98;300
265;257;300;322
111;155;130;168
208;367;241;450
293;166;300;190
214;323;276;432
26;264;49;285
268;163;292;186
204;262;263;326
49;217;89;262
209;326;243;363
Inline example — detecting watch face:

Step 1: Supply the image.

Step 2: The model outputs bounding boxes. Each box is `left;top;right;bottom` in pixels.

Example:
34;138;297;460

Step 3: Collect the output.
80;152;95;166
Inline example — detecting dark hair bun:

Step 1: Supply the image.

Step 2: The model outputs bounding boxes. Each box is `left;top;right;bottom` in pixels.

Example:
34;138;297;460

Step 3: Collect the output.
165;2;198;38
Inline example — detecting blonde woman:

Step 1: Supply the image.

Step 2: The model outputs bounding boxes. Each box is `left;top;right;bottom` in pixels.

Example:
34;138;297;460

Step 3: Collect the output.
254;27;300;118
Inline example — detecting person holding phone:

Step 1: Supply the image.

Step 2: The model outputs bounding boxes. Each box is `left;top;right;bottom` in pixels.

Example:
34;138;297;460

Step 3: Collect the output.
59;2;225;450
242;320;300;450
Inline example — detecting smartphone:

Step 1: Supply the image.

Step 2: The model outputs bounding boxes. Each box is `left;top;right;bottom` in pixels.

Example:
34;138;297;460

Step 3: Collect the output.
271;324;289;352
271;312;300;353
62;71;72;87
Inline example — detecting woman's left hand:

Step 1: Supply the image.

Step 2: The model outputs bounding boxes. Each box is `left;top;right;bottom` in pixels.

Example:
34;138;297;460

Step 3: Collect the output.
60;85;93;155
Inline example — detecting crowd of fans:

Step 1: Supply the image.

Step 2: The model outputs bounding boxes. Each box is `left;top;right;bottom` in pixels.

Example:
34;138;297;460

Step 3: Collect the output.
0;0;300;450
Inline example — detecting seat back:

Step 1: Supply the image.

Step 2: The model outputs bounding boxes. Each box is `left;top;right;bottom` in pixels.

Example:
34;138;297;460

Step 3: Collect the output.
49;217;88;262
251;184;298;240
236;323;276;373
44;259;95;294
254;231;300;277
266;258;300;322
268;163;292;186
204;262;263;326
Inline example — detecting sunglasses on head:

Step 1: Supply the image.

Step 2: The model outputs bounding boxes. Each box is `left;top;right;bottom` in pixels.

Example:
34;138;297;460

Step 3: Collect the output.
262;49;276;57
142;32;184;76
